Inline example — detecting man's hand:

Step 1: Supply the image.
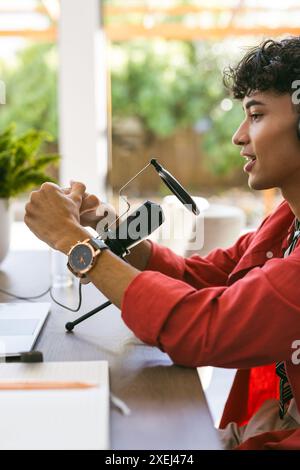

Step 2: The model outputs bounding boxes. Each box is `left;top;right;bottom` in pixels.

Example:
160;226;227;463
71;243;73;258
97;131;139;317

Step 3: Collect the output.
63;182;117;231
80;193;117;232
25;181;141;310
25;181;90;254
79;192;102;229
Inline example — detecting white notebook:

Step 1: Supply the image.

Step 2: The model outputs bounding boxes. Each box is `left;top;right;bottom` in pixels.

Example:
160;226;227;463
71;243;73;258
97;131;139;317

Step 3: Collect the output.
0;361;109;450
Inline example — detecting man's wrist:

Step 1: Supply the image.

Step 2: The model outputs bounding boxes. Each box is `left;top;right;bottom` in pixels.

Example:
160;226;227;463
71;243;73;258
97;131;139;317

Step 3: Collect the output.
54;225;91;254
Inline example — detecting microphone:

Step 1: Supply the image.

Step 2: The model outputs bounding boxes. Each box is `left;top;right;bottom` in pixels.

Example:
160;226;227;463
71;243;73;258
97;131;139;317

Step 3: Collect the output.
102;200;164;257
65;201;164;331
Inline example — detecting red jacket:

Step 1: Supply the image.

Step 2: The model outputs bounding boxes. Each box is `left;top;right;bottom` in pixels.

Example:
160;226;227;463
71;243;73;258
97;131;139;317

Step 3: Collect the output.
122;200;300;449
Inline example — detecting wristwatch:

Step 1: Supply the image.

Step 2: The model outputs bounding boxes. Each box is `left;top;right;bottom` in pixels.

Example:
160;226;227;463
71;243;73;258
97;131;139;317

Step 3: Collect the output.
67;237;109;279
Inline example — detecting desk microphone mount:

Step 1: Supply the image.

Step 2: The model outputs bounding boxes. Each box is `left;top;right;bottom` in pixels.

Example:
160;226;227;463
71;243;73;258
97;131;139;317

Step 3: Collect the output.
65;158;199;332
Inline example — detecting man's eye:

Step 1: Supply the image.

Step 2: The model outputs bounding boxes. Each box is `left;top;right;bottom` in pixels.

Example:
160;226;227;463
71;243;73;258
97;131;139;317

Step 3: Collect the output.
250;113;262;121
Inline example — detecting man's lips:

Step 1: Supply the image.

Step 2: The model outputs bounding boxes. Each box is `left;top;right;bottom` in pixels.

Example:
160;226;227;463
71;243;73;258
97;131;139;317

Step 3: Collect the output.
241;154;257;173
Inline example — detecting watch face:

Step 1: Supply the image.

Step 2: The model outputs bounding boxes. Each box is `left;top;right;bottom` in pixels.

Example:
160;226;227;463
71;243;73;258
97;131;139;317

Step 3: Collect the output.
69;244;93;272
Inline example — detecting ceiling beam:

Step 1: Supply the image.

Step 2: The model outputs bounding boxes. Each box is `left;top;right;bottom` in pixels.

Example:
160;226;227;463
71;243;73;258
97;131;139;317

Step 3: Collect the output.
0;25;299;41
104;5;300;16
0;6;46;14
104;24;300;41
0;28;56;40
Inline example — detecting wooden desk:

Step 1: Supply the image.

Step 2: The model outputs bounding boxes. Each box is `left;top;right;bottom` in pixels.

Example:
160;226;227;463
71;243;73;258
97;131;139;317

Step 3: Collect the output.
0;250;221;450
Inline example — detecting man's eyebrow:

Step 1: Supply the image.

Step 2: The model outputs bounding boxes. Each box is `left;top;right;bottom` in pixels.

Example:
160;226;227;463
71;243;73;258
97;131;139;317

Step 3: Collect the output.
244;99;266;110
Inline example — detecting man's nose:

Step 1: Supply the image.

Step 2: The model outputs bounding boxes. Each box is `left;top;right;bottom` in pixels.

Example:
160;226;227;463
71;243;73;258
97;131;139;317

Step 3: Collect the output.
232;121;250;146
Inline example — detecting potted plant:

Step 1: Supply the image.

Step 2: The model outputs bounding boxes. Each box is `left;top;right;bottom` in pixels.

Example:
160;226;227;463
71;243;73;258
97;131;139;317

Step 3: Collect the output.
0;124;59;263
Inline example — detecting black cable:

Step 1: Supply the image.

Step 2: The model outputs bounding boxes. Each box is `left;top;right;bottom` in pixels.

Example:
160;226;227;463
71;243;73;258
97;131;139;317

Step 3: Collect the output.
0;281;83;312
0;281;111;331
0;286;51;302
48;283;83;312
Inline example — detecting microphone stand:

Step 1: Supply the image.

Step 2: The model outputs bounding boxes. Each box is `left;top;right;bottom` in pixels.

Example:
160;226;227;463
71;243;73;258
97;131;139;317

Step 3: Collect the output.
65;300;111;332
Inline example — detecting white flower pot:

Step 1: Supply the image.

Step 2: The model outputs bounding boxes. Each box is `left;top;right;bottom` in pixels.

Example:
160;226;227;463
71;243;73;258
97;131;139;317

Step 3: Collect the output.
0;198;11;264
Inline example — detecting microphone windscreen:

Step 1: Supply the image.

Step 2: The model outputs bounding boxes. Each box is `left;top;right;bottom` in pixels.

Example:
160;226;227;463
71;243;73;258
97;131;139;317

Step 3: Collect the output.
103;201;164;256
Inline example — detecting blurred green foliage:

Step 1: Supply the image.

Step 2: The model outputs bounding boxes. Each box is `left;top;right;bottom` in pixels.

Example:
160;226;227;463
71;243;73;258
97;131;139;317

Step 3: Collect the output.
0;39;244;176
111;40;244;174
0;43;58;138
111;41;219;136
202;101;244;175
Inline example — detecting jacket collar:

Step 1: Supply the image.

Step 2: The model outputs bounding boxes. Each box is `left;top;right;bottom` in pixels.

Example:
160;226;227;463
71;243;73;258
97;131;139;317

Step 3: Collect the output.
228;200;295;285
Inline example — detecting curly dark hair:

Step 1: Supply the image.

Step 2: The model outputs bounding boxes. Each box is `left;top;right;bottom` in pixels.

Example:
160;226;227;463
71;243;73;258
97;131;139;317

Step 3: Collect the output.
223;37;300;99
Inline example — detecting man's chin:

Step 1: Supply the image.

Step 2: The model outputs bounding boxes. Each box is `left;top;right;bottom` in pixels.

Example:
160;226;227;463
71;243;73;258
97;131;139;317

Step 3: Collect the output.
248;177;274;191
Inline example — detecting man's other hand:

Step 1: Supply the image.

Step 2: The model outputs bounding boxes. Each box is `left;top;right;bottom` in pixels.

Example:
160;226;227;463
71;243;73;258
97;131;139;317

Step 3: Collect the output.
25;181;90;253
64;182;117;232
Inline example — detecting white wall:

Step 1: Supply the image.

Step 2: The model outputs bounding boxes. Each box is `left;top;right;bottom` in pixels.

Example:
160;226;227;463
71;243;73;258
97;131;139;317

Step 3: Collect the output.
58;0;108;198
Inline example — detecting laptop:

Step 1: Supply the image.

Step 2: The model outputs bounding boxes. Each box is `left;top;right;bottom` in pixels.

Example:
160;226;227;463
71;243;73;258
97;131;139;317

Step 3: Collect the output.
0;303;50;354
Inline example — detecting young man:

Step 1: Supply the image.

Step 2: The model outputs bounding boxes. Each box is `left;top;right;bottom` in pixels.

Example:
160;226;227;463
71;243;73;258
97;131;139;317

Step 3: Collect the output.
25;37;300;449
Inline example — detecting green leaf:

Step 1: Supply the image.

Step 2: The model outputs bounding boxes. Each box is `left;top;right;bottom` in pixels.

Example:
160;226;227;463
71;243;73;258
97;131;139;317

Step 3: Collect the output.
10;171;57;197
0;124;59;199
